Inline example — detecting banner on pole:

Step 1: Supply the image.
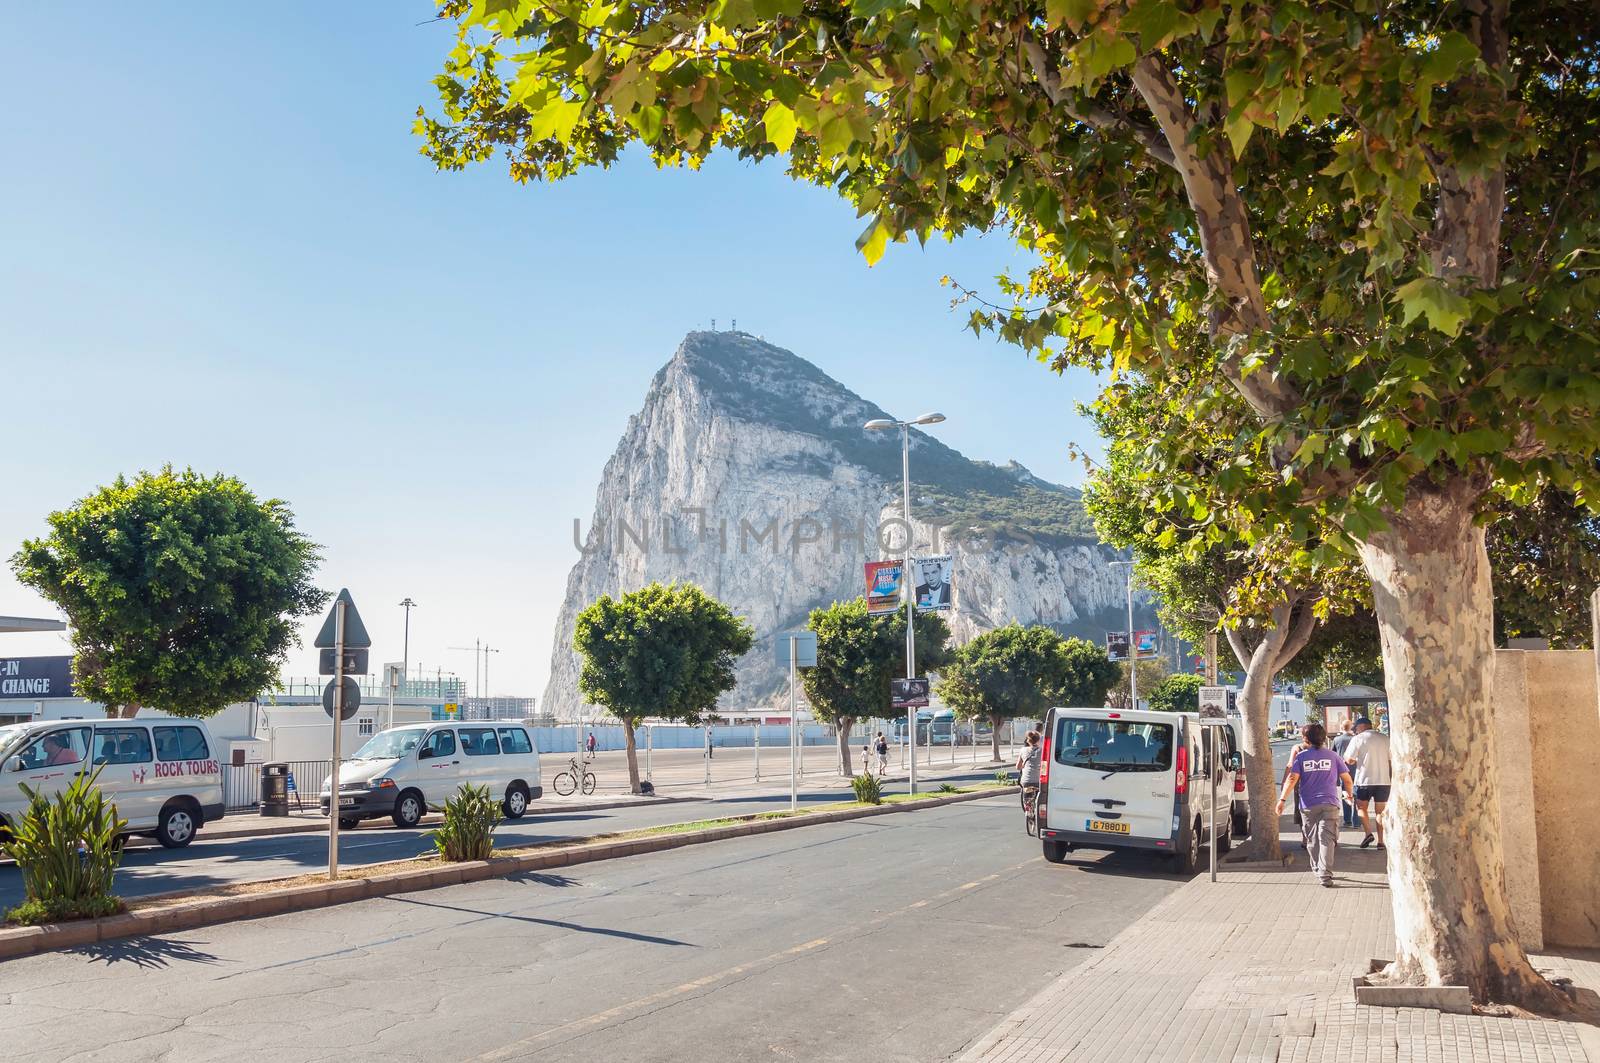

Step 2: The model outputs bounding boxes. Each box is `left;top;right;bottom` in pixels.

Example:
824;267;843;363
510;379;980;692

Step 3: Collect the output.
1134;630;1159;658
912;555;954;611
864;560;905;614
1106;631;1129;661
891;677;930;710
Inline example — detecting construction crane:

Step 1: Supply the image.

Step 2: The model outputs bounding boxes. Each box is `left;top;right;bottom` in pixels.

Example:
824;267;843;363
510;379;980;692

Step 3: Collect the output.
448;639;502;707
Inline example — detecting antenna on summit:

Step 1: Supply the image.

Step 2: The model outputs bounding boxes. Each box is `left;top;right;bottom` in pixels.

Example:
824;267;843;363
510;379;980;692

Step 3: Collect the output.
711;318;717;331
732;318;737;332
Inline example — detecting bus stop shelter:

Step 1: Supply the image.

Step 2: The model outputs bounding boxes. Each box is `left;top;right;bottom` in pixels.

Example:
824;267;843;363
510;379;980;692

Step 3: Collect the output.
1315;684;1388;733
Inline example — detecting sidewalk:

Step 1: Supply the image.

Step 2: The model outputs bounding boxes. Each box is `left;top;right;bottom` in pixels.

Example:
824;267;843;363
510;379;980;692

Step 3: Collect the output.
959;828;1600;1063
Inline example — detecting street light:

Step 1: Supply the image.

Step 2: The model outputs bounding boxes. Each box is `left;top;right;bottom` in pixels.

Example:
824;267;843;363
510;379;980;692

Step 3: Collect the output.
1108;560;1137;708
399;598;416;695
865;411;947;796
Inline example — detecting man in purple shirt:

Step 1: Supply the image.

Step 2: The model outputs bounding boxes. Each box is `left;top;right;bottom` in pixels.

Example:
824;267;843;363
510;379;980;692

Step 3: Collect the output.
1276;723;1354;887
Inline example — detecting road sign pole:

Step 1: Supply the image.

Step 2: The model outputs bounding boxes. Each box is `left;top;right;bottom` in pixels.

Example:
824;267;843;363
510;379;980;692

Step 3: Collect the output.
329;597;345;881
1209;725;1219;883
753;722;760;782
789;636;798;812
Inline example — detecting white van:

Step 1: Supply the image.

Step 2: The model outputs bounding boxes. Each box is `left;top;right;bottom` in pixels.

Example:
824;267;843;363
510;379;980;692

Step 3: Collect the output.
1037;707;1231;872
318;722;542;829
0;718;225;848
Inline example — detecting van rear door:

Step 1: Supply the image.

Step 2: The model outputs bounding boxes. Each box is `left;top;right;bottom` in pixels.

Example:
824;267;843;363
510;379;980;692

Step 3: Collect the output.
1047;713;1178;843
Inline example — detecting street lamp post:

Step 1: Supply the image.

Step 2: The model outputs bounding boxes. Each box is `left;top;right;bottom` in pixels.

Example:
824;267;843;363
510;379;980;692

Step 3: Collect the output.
399;598;416;694
865;411;946;797
1109;560;1136;708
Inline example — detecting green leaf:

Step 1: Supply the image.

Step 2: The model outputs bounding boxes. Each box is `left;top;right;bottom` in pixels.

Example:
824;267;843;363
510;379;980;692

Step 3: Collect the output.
1394;277;1471;337
1419;31;1479;86
856;218;891;266
764;101;797;152
528;97;584;143
1080;32;1136;85
1045;0;1097;31
628;104;665;144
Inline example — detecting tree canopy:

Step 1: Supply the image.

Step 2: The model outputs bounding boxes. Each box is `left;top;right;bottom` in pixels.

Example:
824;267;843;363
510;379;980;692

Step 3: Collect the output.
802;598;951;728
574;581;753;724
1147;672;1203;714
10;468;326;719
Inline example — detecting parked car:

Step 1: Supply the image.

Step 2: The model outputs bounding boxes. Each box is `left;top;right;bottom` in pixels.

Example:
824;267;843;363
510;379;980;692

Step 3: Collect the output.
319;722;542;829
1035;707;1232;873
0;717;224;848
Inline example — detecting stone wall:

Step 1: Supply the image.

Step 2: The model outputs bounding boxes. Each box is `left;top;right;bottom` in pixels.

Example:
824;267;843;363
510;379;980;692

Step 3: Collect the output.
1492;647;1600;950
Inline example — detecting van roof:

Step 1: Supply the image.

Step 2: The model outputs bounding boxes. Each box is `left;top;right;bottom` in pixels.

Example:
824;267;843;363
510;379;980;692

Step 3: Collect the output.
1048;707;1184;725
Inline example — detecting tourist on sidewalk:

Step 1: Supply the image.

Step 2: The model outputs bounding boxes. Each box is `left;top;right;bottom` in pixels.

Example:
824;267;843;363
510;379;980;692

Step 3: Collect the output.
1331;720;1358;828
1345;717;1392;849
874;731;889;775
1276;723;1354;887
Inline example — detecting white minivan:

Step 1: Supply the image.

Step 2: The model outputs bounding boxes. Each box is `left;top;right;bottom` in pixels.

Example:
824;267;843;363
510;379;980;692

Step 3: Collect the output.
1037;707;1232;872
0;718;225;848
318;722;542;829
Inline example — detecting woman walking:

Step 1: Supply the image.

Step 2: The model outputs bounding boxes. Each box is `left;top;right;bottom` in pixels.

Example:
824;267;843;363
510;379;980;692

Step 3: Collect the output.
1275;723;1353;887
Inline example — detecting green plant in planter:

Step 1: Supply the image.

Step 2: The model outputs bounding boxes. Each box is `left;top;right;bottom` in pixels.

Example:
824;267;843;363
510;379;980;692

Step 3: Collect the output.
2;765;127;925
995;769;1018;786
432;782;502;862
937;783;959;794
851;773;882;805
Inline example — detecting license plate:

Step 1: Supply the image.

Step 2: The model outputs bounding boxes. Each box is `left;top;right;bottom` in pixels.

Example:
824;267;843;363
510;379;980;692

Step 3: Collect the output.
339;798;358;808
1087;819;1129;834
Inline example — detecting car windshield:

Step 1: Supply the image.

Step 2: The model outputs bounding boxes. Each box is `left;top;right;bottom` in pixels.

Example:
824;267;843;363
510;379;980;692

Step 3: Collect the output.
0;726;25;760
1054;717;1173;773
350;729;424;761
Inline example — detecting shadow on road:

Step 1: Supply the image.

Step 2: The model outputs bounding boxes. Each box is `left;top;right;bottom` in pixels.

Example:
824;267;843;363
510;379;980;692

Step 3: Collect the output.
76;935;223;969
387;894;697;947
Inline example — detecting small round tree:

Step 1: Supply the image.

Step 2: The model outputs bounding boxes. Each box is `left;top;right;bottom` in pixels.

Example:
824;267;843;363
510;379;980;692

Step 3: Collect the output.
1148;673;1204;715
938;624;1118;762
803;599;950;776
10;467;326;719
573;581;753;793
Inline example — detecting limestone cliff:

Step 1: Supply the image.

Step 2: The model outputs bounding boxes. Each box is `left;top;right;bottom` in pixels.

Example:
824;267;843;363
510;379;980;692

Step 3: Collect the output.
543;331;1153;716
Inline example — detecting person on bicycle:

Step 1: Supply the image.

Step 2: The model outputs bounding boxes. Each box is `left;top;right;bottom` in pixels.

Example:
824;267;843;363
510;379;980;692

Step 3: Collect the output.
1018;730;1042;807
874;732;889;775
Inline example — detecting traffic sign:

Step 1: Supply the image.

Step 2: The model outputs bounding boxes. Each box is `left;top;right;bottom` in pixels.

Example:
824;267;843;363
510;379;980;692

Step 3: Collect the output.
773;631;818;668
1198;685;1228;721
319;647;370;675
314;589;372;649
323;676;361;721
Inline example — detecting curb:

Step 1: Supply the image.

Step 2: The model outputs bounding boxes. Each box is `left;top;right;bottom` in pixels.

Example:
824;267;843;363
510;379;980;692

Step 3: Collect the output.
0;786;1015;962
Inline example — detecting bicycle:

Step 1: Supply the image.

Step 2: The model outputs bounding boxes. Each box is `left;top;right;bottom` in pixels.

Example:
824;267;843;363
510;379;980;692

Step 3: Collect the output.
553;754;597;796
1021;785;1040;837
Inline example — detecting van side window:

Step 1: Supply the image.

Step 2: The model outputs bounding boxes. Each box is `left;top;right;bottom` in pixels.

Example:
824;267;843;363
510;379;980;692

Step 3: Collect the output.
497;727;533;755
460;728;500;756
94;728;154;765
423;730;456;759
154;726;210;761
15;727;91;770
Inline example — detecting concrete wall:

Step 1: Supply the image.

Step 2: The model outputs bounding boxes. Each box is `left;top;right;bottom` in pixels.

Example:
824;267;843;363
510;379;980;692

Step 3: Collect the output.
1493;648;1600;950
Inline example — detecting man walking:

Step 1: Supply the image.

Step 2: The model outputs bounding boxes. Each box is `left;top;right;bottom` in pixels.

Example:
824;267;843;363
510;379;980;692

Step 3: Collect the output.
1345;717;1392;849
1276;723;1353;887
1331;720;1357;828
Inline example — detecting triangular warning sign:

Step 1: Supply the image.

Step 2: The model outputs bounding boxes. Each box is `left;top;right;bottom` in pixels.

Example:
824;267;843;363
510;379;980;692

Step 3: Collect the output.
313;588;372;649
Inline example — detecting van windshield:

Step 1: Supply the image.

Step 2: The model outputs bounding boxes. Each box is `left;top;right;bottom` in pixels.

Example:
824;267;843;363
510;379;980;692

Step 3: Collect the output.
1054;717;1173;773
350;729;424;761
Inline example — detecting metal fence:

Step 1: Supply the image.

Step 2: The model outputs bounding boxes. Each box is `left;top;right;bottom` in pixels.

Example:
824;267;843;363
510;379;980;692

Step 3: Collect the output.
221;759;333;812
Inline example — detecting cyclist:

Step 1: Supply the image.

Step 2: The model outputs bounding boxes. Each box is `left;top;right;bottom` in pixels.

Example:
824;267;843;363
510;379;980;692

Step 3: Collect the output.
1017;730;1042;822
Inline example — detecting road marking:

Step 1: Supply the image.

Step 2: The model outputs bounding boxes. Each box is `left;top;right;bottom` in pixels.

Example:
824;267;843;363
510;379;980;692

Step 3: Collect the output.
472;938;832;1060
470;858;1036;1060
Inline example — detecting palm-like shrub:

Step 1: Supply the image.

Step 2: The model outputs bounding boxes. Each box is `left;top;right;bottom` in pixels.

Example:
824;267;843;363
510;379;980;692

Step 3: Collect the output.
851;773;882;805
2;766;126;924
431;782;502;862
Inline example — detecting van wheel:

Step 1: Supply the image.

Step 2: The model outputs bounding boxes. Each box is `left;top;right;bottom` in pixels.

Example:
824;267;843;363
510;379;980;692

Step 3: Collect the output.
338;816;361;830
1232;810;1250;838
1042;840;1069;864
156;803;198;849
1217;822;1232;855
1173;818;1203;874
503;784;529;820
392;790;425;829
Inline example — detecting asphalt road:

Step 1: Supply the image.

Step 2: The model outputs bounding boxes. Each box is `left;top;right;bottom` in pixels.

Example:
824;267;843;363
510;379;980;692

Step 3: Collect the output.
0;794;1186;1063
0;770;1002;908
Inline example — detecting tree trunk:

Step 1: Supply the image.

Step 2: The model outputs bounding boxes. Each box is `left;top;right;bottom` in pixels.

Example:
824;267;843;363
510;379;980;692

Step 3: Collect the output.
836;716;856;777
114;703;140;719
622;717;641;795
1358;484;1567;1009
1233;649;1282;863
990;713;1003;763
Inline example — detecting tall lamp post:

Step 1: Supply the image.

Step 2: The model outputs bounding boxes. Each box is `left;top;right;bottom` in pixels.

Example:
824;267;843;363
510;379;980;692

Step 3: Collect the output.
865;411;946;797
1109;560;1137;708
399;598;416;694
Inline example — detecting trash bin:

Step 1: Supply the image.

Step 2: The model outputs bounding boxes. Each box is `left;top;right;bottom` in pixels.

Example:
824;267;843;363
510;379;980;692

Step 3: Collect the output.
259;762;289;817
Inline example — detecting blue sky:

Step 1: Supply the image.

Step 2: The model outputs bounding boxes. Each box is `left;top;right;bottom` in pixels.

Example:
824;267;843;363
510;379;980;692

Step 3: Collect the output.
0;5;1105;697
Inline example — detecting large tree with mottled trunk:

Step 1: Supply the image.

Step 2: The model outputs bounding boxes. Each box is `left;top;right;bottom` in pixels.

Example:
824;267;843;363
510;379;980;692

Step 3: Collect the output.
10;467;326;719
420;0;1599;1008
574;582;753;793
